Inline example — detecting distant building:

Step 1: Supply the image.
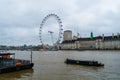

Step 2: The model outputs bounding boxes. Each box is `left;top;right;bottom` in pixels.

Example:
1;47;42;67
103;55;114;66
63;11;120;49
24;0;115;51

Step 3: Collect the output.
61;40;76;50
102;33;120;49
60;31;120;50
63;30;72;41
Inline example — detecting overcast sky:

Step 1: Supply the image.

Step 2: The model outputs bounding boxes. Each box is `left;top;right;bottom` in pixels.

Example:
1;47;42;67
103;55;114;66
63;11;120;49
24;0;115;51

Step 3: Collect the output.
0;0;120;46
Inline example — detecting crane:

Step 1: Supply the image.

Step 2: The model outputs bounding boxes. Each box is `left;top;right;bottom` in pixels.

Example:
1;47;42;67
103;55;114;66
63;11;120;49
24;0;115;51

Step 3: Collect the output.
48;31;54;46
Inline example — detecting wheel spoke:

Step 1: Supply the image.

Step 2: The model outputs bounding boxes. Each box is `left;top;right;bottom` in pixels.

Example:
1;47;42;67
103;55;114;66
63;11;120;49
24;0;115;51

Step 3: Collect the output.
39;14;63;46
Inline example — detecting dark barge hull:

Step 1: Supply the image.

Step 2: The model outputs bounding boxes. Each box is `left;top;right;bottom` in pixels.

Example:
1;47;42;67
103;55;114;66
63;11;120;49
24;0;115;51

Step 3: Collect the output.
65;59;104;67
0;63;34;74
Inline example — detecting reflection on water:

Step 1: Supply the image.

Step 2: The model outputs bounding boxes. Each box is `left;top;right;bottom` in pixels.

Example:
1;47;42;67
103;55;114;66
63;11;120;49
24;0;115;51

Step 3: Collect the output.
0;69;33;80
0;50;120;80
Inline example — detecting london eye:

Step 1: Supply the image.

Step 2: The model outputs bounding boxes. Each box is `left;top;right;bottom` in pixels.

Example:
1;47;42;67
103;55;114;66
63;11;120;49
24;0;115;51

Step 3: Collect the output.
39;13;63;47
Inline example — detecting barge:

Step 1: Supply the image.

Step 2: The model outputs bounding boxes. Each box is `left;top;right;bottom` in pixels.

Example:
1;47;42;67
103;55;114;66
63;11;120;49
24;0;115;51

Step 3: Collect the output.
0;52;34;74
65;59;104;67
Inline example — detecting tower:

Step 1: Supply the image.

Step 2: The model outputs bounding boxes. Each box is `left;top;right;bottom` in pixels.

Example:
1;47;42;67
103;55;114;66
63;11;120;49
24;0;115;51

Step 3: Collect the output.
90;32;93;39
63;30;72;41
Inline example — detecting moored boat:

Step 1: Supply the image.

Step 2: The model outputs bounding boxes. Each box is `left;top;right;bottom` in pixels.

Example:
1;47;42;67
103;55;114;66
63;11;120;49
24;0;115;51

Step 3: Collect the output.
65;58;104;67
0;52;34;74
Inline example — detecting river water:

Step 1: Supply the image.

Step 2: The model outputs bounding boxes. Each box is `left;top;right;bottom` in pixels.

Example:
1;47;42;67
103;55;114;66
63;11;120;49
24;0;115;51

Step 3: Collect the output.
0;50;120;80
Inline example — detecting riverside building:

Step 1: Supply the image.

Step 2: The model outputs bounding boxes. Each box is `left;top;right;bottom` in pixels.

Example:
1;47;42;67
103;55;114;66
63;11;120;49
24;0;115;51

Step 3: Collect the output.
60;30;120;50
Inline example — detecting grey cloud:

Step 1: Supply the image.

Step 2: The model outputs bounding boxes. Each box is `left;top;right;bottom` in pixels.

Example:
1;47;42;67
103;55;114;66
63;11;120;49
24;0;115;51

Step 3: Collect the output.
0;0;120;45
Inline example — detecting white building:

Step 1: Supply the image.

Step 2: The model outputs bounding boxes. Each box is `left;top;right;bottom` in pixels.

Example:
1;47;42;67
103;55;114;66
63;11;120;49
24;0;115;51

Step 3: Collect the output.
60;31;120;50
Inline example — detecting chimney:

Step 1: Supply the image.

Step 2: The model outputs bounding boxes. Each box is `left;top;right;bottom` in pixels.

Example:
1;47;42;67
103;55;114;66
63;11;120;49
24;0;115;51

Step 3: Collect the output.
102;34;104;40
112;33;114;38
117;33;120;38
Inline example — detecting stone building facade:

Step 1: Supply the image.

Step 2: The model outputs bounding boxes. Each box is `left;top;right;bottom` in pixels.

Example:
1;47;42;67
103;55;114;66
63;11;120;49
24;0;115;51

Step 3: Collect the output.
60;34;120;50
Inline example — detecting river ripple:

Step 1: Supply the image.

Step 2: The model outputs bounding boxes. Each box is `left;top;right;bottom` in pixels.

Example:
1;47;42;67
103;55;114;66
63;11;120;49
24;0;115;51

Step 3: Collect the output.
0;50;120;80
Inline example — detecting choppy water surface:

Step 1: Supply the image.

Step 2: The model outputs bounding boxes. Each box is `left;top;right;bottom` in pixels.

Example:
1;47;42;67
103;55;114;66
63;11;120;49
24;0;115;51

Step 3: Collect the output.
0;50;120;80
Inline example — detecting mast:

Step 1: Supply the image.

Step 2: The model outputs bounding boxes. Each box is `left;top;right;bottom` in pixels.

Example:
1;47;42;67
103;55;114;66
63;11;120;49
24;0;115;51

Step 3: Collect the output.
30;48;33;63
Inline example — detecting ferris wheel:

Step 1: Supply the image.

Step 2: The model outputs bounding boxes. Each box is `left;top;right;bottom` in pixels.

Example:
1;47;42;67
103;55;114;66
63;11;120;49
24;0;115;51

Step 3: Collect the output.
39;13;63;45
